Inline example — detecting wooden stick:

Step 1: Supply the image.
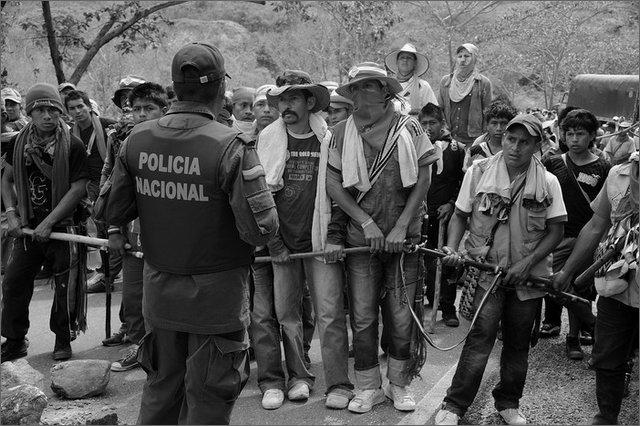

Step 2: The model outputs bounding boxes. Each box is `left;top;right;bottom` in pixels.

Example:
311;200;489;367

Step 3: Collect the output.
253;246;371;262
21;228;144;258
428;219;446;333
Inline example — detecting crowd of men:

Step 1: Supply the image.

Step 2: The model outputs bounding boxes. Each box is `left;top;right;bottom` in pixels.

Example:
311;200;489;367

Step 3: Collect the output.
1;40;638;425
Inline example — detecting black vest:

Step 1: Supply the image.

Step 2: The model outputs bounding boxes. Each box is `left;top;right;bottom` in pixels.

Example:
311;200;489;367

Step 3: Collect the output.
125;117;253;274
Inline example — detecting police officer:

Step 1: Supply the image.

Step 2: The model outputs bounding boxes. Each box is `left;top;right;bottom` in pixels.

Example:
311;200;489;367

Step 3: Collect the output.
105;42;279;425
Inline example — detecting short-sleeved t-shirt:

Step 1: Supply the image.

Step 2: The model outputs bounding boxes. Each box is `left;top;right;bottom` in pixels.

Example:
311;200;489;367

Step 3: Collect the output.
455;162;567;221
273;129;320;253
5;132;89;226
543;154;610;237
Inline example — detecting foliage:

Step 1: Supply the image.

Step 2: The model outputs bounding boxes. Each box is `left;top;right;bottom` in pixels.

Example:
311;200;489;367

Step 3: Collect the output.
18;1;183;85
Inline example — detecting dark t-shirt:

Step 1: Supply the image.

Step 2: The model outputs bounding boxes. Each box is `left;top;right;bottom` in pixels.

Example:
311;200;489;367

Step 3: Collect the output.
273;130;320;253
543;154;611;238
427;135;465;211
78;117;116;182
5;132;89;226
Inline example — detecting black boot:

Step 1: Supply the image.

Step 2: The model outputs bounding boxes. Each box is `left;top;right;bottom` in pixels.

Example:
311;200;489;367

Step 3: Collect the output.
592;369;625;425
566;335;584;360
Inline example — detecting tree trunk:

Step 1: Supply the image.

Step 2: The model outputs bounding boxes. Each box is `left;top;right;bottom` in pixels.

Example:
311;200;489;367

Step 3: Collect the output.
68;1;186;85
42;1;66;84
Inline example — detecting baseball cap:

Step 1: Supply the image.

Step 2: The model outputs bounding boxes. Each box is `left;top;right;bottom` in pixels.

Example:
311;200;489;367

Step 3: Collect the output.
172;42;231;84
253;84;276;107
1;87;22;104
505;114;544;142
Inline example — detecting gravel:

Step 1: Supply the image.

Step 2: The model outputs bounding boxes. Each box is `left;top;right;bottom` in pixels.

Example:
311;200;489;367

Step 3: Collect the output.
460;322;638;425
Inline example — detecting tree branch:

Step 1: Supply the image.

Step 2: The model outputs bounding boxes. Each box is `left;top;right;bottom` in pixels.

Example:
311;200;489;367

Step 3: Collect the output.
41;1;66;83
68;1;186;84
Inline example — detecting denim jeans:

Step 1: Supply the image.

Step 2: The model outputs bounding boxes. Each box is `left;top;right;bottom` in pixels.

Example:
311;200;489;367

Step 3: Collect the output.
443;285;540;416
346;251;420;388
250;258;316;393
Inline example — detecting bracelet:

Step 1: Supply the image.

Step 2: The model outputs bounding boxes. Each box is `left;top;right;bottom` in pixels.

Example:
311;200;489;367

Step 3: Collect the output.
5;207;16;213
107;227;121;235
361;218;375;229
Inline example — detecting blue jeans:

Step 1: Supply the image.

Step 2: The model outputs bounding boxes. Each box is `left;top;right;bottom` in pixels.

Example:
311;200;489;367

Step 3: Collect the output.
250;258;316;393
346;251;420;388
443;285;540;416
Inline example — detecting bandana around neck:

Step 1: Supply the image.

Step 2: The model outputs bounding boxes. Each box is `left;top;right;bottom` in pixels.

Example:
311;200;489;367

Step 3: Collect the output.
351;90;395;147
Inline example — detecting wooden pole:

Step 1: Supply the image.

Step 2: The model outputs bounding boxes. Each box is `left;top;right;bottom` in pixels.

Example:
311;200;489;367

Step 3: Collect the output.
429;219;446;333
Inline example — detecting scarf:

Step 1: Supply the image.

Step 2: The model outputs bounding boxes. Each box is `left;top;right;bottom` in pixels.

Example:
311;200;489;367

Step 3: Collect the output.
342;113;423;202
256;113;332;254
449;43;480;103
233;118;256;134
72;113;106;161
473;151;551;217
398;75;423;115
13;119;71;226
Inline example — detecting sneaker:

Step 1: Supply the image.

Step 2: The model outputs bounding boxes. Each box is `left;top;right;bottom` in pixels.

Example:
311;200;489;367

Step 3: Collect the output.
325;389;353;409
1;338;29;363
566;335;584;360
111;344;140;371
287;382;310;401
347;388;385;413
53;337;72;361
261;389;285;410
539;323;561;338
86;277;113;294
435;407;460;425
442;311;460;328
498;408;527;425
384;383;416;411
102;331;126;347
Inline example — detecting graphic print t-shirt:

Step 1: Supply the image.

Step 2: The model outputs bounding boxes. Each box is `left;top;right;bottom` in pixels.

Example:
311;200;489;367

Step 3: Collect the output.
273;129;320;253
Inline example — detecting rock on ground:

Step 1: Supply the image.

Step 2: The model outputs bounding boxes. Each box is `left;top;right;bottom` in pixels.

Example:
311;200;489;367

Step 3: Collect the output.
1;384;48;425
50;359;112;399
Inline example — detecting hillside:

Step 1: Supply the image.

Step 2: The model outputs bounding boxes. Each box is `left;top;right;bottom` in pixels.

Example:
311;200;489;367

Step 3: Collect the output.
1;1;638;117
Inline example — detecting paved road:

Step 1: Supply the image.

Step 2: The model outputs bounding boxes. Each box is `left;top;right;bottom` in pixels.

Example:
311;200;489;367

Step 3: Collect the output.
6;274;638;425
5;276;475;425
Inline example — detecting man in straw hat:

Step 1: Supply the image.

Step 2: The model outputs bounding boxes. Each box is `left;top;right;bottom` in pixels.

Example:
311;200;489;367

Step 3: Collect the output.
602;119;639;166
1;83;90;363
105;42;278;424
253;69;355;411
324;62;439;413
327;89;353;128
385;43;437;116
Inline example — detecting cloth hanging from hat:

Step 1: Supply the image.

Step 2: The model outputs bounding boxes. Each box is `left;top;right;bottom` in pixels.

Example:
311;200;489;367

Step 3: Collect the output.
13;119;71;227
341;113;422;198
449;44;480;103
256;113;332;254
72;113;106;161
471;151;551;217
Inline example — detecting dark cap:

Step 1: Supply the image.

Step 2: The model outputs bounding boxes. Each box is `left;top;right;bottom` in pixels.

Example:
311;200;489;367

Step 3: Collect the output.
505;114;544;142
171;42;231;84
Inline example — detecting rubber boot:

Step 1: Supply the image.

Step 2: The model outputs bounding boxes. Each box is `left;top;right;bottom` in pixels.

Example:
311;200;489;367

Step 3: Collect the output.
592;369;625;425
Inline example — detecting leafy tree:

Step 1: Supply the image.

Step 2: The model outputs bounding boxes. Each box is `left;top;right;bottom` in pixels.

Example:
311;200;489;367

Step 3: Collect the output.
477;1;637;108
19;1;186;85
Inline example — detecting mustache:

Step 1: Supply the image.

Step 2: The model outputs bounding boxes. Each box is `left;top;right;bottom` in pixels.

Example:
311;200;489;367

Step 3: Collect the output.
282;109;298;118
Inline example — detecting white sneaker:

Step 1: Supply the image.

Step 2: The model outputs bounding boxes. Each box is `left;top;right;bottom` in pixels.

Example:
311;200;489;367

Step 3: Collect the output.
384;383;416;411
261;389;284;410
499;408;527;425
435;408;460;425
287;382;310;401
347;388;386;413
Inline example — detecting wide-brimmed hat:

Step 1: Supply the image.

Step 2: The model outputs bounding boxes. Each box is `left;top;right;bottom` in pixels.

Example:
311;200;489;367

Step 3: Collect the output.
266;70;329;113
336;62;402;100
57;82;76;94
384;43;429;77
319;80;339;92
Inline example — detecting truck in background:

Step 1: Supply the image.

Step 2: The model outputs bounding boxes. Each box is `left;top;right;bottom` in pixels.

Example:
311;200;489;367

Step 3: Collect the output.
560;74;639;122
